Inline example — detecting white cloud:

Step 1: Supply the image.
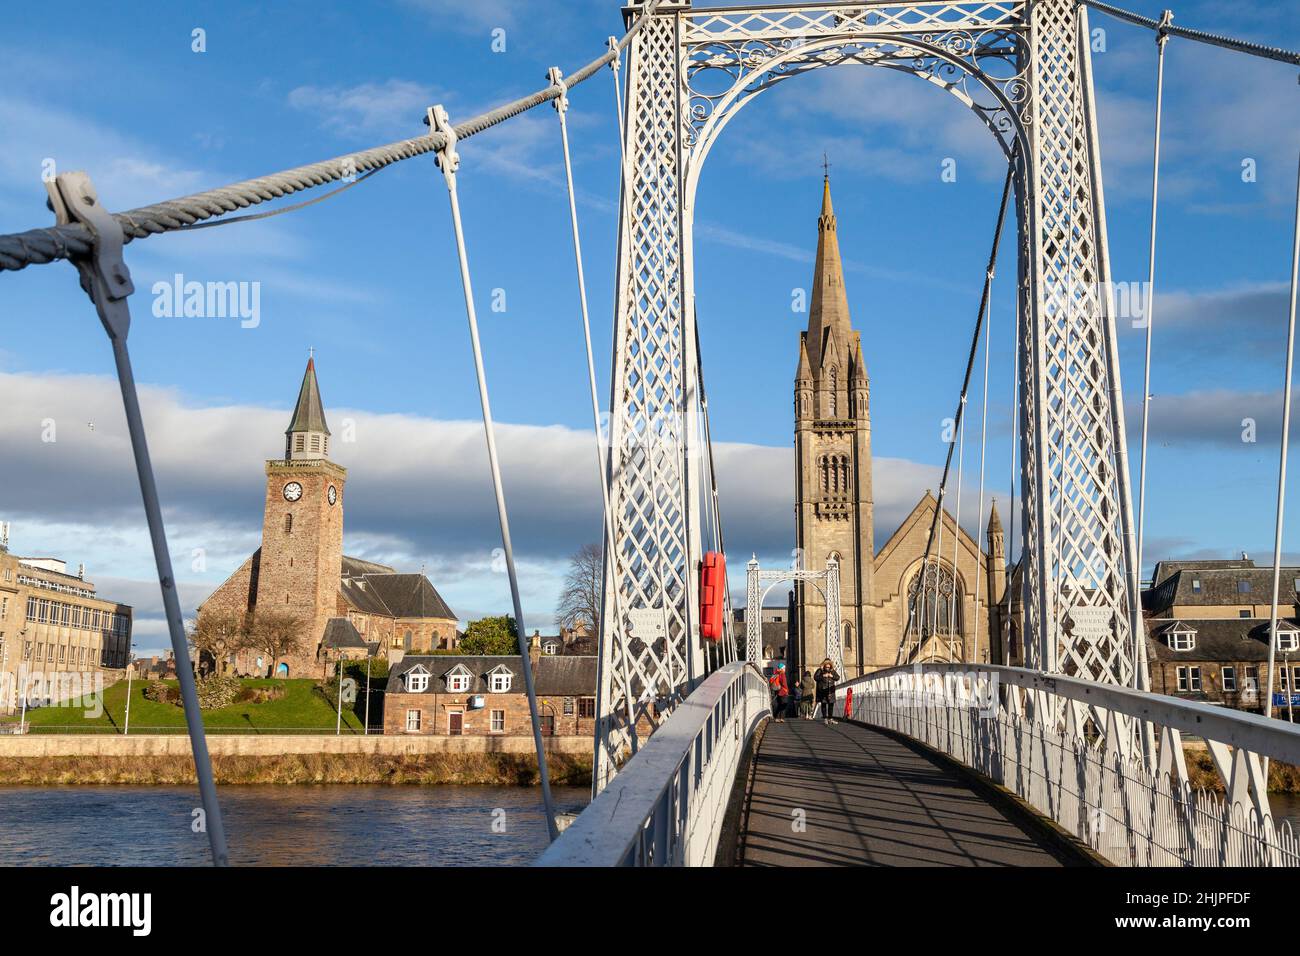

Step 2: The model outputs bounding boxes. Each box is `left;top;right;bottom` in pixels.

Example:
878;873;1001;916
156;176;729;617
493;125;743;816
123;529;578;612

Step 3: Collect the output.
0;369;949;653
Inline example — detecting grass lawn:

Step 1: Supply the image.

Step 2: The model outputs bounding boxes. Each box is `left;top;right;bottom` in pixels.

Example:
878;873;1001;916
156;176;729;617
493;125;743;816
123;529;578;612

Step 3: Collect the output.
4;678;366;734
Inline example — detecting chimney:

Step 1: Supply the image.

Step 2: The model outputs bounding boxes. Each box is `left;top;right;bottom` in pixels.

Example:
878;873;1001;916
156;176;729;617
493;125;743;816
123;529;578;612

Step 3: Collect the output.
528;630;541;667
78;563;85;580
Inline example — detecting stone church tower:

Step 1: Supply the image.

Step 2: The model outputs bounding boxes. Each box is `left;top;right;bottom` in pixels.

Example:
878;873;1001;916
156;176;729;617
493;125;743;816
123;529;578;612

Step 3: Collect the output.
254;357;347;673
794;177;874;678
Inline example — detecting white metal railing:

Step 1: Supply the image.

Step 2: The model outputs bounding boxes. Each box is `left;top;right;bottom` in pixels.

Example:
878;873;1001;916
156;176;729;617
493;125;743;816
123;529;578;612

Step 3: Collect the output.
536;661;770;866
843;663;1300;866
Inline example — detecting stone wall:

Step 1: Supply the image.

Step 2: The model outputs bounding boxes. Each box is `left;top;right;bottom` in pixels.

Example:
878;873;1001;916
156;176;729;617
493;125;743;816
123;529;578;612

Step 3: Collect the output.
0;733;590;757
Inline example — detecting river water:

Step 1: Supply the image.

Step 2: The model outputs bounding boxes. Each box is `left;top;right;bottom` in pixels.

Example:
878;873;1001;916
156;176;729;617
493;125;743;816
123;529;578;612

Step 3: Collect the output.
0;785;590;866
3;785;1297;865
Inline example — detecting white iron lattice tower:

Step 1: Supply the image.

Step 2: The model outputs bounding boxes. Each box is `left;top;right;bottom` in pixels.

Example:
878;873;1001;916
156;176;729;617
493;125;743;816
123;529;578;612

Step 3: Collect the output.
596;0;1147;789
745;556;842;673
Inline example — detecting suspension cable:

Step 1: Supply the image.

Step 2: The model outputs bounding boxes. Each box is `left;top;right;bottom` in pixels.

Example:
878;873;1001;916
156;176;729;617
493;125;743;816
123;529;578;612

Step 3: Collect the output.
0;0;665;272
949;393;966;658
1008;293;1020;661
899;161;1016;664
550;58;641;756
426;104;558;841
1081;0;1300;66
972;254;995;666
1133;11;1172;688
1264;154;1300;743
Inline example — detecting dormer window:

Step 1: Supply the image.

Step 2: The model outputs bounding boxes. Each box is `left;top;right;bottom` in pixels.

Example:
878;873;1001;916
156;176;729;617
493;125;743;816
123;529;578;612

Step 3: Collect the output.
1167;627;1196;652
1277;630;1300;653
405;665;430;693
445;664;472;693
488;665;513;693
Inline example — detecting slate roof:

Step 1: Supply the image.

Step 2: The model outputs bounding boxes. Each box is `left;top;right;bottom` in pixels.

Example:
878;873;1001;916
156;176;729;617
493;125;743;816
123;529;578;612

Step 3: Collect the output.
1150;558;1254;588
321;617;368;650
1145;566;1300;614
286;357;330;436
386;654;598;696
339;570;456;620
341;555;397;577
535;656;598;696
1145;617;1300;662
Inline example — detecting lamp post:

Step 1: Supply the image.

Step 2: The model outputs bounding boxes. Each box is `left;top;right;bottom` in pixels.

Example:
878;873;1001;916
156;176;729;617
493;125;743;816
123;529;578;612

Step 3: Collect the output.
123;639;135;736
335;653;343;736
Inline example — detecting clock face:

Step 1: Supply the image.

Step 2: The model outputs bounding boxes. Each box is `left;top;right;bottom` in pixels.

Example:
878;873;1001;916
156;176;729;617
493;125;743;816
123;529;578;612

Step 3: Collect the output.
327;485;338;506
283;481;303;502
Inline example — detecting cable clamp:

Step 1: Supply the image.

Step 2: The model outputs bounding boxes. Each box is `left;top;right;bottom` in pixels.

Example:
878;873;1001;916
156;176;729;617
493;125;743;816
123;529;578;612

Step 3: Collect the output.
46;171;134;342
427;104;460;190
1156;9;1174;47
607;36;621;73
547;67;569;115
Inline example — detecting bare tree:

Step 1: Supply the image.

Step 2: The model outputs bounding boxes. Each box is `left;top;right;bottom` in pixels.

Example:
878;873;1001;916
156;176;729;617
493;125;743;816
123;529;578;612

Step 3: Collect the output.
247;609;306;678
188;609;247;676
556;543;602;637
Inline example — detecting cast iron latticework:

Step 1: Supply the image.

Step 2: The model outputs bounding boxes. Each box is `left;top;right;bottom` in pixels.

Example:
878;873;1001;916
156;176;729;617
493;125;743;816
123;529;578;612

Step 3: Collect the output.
596;0;1145;789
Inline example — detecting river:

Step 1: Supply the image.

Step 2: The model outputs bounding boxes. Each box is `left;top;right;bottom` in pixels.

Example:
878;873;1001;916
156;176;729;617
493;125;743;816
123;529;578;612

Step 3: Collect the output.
3;785;1297;865
0;785;590;866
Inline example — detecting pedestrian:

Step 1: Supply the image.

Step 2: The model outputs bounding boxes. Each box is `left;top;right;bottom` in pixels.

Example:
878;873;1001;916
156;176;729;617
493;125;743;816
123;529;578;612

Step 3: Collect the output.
815;658;840;725
790;675;802;719
799;669;816;719
768;663;789;723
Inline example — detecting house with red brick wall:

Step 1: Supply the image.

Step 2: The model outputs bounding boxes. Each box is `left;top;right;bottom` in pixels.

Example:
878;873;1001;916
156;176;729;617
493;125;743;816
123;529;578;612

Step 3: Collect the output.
384;655;597;737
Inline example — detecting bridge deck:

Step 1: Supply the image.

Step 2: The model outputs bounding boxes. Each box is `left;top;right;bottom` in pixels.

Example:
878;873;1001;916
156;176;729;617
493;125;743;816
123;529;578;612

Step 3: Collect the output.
737;719;1072;866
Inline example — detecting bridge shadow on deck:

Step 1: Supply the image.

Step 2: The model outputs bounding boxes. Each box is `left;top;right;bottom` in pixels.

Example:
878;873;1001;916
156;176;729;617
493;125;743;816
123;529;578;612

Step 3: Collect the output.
738;719;1070;867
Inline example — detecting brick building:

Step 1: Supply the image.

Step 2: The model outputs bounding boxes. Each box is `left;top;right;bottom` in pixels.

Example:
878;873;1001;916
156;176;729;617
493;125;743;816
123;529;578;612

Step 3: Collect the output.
385;654;597;737
0;532;132;709
200;357;459;678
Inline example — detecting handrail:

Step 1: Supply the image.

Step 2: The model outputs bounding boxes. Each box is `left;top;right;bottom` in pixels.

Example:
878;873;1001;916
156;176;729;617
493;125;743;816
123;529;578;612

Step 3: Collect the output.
842;663;1300;767
536;661;769;866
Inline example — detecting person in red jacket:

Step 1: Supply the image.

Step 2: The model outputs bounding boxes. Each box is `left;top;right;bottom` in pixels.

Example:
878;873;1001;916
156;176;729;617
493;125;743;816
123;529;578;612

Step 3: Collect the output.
768;663;789;723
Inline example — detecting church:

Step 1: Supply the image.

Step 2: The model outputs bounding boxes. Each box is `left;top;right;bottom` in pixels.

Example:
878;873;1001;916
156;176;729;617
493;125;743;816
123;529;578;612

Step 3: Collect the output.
200;358;460;677
790;176;1010;678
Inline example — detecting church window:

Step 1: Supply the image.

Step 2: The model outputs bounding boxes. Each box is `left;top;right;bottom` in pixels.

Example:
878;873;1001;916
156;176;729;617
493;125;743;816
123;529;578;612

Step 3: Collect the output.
310;435;321;453
830;369;838;417
907;564;963;636
322;437;329;455
294;435;305;453
284;514;293;533
843;623;853;652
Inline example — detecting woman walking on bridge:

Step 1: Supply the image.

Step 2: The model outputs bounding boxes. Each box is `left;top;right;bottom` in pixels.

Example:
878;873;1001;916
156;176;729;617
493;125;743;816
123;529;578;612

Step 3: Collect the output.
815;659;840;725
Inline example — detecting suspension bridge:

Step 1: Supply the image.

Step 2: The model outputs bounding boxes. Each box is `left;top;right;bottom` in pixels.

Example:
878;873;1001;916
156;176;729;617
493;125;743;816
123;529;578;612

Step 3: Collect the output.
2;0;1299;867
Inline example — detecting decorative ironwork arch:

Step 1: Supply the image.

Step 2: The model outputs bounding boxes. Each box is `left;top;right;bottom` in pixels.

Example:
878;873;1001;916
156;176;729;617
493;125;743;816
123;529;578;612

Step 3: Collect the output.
595;0;1147;789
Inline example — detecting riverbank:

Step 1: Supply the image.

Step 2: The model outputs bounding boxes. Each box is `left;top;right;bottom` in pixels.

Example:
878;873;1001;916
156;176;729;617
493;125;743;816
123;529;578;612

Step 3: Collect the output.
0;752;592;786
0;733;593;786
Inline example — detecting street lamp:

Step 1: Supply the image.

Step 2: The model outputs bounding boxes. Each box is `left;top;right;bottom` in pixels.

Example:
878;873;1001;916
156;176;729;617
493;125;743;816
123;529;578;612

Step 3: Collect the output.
123;638;136;736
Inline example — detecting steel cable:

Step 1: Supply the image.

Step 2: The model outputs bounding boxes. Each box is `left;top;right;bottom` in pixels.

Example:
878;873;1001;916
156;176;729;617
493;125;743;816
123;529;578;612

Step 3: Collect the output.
0;0;663;272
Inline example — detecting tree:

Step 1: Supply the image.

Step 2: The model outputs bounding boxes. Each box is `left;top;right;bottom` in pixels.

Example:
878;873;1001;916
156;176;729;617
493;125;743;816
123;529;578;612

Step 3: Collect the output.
459;615;519;656
188;609;247;676
247;609;306;677
556;543;602;636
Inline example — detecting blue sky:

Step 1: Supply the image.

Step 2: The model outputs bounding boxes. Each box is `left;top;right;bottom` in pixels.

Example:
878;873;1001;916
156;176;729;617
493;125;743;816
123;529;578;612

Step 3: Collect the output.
0;0;1296;654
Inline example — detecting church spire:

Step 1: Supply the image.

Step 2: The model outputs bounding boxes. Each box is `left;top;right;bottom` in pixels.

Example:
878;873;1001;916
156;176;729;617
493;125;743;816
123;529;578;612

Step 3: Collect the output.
806;176;852;370
285;354;331;460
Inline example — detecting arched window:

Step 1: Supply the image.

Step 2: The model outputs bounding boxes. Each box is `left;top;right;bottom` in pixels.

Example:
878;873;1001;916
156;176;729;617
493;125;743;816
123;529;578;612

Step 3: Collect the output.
829;368;838;417
907;564;963;636
843;622;853;652
284;513;293;533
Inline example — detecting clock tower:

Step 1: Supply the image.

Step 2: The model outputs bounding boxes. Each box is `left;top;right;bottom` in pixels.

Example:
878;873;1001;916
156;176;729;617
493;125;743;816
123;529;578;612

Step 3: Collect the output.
254;356;346;674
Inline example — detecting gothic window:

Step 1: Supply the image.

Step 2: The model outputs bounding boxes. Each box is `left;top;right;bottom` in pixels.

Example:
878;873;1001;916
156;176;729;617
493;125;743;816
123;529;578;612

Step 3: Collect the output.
284;513;293;533
819;456;830;494
829;368;838;417
907;564;963;636
843;623;853;652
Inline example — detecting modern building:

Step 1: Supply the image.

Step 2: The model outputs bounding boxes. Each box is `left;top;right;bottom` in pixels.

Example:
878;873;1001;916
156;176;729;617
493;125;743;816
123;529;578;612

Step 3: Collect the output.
0;532;132;708
384;654;598;737
200;357;459;677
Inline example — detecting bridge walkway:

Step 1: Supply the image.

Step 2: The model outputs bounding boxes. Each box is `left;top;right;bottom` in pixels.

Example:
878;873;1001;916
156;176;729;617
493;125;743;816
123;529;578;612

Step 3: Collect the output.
736;718;1076;866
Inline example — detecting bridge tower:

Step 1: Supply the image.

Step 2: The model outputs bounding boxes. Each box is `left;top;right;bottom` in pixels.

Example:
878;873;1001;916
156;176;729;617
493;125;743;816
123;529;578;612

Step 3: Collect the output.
597;0;1148;789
